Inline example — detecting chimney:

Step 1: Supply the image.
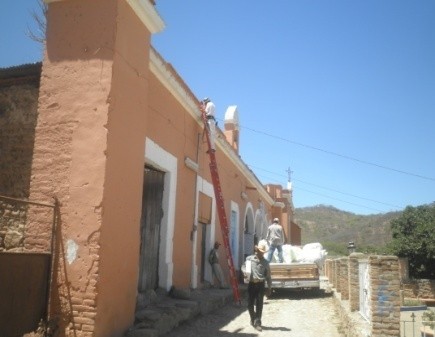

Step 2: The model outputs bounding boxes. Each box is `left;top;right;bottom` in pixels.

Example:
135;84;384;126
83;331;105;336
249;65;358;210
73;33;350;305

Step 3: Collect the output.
224;105;239;153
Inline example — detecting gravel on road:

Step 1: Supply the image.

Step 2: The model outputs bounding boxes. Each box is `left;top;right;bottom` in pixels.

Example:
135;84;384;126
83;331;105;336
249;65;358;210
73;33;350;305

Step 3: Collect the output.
162;289;345;337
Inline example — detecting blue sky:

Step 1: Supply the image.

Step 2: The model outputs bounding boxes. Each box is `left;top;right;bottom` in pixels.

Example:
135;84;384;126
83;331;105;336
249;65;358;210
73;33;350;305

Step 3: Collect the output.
1;1;434;215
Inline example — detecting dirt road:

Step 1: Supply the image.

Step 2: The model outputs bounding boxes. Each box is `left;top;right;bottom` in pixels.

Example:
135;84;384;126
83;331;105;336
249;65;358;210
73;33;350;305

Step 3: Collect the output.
162;289;344;337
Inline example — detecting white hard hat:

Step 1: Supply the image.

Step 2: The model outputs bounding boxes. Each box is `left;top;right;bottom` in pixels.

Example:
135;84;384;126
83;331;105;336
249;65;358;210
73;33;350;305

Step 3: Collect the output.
273;218;279;223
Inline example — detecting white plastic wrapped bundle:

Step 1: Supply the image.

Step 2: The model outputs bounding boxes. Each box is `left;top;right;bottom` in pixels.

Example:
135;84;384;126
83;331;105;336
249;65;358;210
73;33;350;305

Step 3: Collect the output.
300;242;328;267
265;243;304;263
288;245;304;262
254;241;327;266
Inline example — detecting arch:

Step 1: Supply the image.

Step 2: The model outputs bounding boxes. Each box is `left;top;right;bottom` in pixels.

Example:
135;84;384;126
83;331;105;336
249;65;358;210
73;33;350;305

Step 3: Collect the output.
243;203;255;259
254;200;268;241
229;201;240;268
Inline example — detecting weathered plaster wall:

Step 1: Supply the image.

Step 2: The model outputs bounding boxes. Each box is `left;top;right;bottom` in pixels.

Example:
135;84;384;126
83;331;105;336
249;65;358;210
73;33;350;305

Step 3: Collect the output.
146;68;274;288
96;1;152;336
30;0;141;336
25;0;278;335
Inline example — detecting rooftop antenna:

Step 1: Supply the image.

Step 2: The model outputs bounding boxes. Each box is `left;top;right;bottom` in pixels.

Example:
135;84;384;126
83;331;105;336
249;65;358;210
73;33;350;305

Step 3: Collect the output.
286;167;293;190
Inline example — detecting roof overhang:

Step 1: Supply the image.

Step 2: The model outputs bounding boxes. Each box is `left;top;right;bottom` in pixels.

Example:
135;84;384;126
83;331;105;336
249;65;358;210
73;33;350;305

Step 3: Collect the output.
44;0;165;34
149;49;274;205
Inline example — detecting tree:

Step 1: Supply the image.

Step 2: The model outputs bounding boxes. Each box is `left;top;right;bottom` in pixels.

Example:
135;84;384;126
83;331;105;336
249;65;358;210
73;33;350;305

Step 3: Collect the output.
389;203;435;278
26;0;47;44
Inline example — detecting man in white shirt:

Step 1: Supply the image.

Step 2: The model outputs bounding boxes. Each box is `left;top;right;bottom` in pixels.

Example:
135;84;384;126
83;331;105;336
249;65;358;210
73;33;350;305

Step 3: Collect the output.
202;97;216;152
266;218;285;263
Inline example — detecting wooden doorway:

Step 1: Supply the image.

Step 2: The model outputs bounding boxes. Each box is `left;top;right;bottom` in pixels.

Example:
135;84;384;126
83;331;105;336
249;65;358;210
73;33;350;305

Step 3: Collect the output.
198;222;207;283
197;192;212;287
138;166;165;292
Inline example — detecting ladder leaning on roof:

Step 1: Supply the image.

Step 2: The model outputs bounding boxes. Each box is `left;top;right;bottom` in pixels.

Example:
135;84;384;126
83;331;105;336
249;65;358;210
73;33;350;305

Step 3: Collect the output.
200;102;241;305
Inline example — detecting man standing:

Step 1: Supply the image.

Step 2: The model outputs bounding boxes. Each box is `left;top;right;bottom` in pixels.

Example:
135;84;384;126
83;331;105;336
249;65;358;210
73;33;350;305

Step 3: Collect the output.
208;241;227;289
266;218;285;263
202;97;216;152
243;242;272;332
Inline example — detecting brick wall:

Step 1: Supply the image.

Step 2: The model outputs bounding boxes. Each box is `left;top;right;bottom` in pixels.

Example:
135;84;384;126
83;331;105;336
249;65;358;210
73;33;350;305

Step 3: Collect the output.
369;255;400;337
327;255;402;337
339;257;349;300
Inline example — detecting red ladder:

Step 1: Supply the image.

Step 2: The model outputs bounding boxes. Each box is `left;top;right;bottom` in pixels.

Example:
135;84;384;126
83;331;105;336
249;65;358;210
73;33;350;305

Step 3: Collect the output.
200;105;241;305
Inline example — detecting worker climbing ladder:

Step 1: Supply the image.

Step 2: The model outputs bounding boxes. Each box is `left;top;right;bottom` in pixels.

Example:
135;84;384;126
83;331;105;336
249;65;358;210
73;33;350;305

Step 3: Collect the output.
200;102;241;305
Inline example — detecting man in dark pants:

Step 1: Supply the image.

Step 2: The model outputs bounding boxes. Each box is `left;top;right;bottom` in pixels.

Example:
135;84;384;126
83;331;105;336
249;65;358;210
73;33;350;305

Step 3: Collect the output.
244;241;272;331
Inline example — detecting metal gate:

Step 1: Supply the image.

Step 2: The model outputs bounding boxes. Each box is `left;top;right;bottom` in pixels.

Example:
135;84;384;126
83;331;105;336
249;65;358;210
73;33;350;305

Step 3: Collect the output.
359;260;371;321
0;195;58;337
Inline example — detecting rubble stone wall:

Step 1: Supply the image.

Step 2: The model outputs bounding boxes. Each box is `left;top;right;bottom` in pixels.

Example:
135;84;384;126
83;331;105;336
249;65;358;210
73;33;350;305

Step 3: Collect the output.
369;255;400;337
401;279;435;299
326;255;402;337
0;69;40;251
0;82;39;198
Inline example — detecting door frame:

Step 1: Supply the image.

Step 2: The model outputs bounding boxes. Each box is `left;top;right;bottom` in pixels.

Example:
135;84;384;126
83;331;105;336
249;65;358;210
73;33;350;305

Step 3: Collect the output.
144;138;177;291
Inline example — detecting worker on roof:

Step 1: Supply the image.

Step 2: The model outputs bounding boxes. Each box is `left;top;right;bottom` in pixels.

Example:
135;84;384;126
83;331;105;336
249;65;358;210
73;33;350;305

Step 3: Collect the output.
202;97;216;152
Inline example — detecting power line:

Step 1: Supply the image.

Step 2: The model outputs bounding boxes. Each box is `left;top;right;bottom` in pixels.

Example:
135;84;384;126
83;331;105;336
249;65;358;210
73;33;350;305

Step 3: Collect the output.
255;170;393;213
248;164;403;210
237;122;435;182
294;186;387;213
254;169;388;213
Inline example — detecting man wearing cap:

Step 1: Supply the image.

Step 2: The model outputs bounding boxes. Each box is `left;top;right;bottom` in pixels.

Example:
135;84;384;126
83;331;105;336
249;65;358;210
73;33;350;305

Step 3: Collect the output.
266;218;285;263
208;241;228;289
202;97;216;152
243;242;272;332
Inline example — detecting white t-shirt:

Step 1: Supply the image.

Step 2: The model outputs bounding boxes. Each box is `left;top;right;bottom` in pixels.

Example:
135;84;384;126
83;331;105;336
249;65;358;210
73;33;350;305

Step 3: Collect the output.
205;101;215;118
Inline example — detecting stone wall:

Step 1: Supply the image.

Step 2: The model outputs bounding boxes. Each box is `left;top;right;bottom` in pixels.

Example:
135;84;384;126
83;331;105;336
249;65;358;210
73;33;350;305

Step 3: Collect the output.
0;64;42;251
326;255;402;337
401;279;435;300
349;253;366;312
0;64;41;198
369;255;400;337
339;257;349;300
0;199;27;251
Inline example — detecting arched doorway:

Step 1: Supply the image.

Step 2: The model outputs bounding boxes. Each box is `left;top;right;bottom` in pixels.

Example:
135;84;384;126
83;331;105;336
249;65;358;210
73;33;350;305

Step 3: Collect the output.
243;203;255;262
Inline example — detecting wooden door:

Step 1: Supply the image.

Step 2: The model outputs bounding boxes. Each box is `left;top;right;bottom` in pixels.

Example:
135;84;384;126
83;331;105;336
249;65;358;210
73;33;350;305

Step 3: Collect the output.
138;166;164;292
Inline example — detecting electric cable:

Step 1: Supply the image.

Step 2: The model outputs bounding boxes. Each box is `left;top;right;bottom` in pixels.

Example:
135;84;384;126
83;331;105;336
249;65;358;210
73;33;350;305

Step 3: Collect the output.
249;164;402;209
231;121;435;182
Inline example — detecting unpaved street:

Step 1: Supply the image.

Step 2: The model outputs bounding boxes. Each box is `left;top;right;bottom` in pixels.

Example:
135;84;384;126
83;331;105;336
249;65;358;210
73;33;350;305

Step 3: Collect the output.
162;289;344;337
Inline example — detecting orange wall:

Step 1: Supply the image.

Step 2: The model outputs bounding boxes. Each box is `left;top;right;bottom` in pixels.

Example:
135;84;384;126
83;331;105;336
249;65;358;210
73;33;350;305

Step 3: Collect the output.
146;70;273;286
30;1;288;336
30;0;153;336
96;1;152;336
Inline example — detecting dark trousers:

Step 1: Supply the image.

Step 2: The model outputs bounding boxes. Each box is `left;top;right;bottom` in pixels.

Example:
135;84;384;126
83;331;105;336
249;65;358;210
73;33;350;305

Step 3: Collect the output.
248;281;265;325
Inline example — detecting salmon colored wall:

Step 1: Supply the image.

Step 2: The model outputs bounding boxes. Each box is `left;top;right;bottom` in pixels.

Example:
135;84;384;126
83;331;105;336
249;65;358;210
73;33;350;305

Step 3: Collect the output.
146;69;275;287
31;0;287;335
291;222;302;246
32;1;116;336
95;1;151;336
30;0;154;336
146;77;201;286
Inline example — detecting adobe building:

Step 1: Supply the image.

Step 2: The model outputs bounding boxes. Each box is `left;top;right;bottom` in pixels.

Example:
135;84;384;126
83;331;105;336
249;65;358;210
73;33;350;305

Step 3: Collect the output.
0;1;299;336
265;183;301;245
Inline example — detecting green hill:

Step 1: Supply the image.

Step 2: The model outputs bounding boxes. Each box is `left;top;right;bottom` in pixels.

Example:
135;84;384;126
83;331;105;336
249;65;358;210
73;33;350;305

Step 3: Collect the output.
294;205;402;256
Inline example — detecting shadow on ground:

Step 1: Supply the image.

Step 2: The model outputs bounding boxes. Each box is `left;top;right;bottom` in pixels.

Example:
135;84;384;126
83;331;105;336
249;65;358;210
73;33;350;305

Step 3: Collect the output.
269;288;332;300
